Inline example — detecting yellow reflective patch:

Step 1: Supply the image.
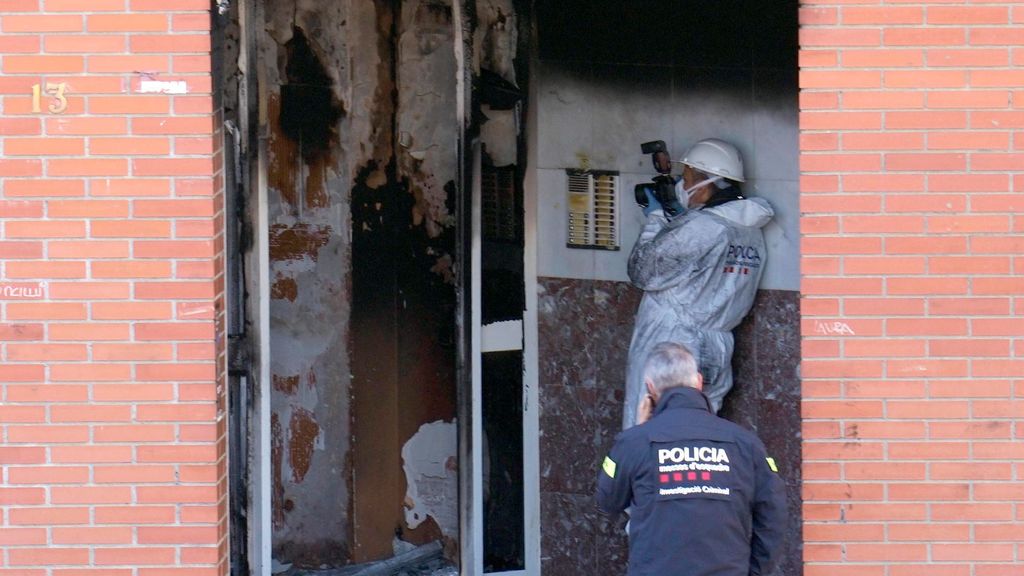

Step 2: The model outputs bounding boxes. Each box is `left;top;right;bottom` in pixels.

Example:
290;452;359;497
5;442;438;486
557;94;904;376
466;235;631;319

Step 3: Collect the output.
766;457;778;473
602;456;617;478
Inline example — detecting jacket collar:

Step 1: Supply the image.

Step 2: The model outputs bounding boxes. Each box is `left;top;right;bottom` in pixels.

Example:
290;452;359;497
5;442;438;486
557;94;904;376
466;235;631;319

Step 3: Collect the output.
653;386;713;416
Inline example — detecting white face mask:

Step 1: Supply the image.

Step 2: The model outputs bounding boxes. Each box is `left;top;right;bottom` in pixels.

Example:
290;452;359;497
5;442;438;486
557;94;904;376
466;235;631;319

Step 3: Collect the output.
675;176;723;209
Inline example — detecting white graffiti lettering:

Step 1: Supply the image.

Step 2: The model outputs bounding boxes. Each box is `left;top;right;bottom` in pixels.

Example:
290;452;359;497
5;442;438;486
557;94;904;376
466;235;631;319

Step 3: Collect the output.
814;321;856;336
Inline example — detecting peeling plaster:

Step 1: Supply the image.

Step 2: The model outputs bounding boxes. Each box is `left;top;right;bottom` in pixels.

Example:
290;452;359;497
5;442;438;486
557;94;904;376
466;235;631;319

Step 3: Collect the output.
401;420;459;539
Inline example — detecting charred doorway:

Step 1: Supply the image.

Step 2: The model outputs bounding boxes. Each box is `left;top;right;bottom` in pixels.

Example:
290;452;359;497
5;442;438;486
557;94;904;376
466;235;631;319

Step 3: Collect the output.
221;0;535;573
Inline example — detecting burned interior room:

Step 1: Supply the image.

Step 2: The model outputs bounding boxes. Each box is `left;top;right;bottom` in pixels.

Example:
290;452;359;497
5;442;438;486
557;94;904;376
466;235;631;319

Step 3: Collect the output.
219;1;800;574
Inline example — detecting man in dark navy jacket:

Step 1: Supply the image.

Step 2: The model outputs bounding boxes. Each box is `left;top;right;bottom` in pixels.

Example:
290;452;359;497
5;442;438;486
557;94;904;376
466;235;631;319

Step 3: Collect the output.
597;341;787;576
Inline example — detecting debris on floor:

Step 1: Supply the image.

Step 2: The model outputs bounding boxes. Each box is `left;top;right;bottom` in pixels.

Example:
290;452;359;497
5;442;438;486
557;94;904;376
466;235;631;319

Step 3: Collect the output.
279;541;456;576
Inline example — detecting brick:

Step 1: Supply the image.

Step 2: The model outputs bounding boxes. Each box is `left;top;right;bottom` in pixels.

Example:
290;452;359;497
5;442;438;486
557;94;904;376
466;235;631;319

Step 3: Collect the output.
137;484;219;507
91;220;171;238
887;111;967;130
937;502;1015;520
803;400;884;419
50;363;130;381
137;444;217;464
7;384;88;402
8;548;89;566
9;506;90;526
7;466;88;484
803;277;882;296
87;14;166;32
92;261;171;279
46;0;124;10
846;173;925;192
50;445;132;463
0;528;46;545
844;91;925;110
972;153;1024;171
930;421;1012;440
91;137;170;156
91;178;171;197
137;404;216;422
137;525;218;545
884;27;966;47
51;486;132;505
846;543;926;562
131;34;211;53
92;383;174;402
886;236;967;255
175;261;215;279
172;54;211;73
135;322;214;341
888;277;969;296
933;544;1015;562
929;90;1011;109
94;422;176;442
51;405;131;423
928;48;1009;68
802;153;882;172
0;117;41;136
6;302;86;320
930;380;1011;398
132;116;212;135
50;323;129;341
0;159;42;177
0;405;46;422
49;243;130;260
94;506;175;524
932;463;1012;481
177;343;215;361
3;55;83;74
5;220;85;238
843;421;925;439
888;442;969;461
930;339;1010;358
49;158;128;177
800;27;881;47
888;400;969;419
7;343;87;361
137;363;214;382
93;343;174;361
2;15;81;32
89;94;171;115
885;70;965;89
135;281;215;299
47;117;127;136
889;483;970;501
889;524;971;542
929;6;1008;25
843;6;922;25
133;158;214;177
802;70;881;89
52;527;132;545
847;380;927;399
49;200;129;218
929;215;1009;233
93;464;175;483
5;137;84;156
45;34;124;53
3;261;84;279
92;302;172;320
170;11;213;31
174;136;215;155
888;318;967;336
843;48;923;68
94;547;176;566
971;28;1024;46
929;131;1010;151
801;111;882;130
0;487;45;504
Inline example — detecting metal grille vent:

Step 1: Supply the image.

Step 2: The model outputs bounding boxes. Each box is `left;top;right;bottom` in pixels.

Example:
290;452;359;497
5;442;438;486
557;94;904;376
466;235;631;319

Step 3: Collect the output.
566;169;619;250
482;166;518;242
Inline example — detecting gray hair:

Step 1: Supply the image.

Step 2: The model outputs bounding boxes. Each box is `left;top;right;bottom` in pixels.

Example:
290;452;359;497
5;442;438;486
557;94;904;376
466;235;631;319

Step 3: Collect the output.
643;342;700;393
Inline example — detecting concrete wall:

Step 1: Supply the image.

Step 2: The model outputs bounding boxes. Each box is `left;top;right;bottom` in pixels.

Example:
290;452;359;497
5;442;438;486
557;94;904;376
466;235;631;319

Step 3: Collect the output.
532;3;799;291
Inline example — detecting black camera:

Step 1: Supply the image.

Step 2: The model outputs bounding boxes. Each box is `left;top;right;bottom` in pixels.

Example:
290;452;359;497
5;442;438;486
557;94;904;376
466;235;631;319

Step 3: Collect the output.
634;140;684;218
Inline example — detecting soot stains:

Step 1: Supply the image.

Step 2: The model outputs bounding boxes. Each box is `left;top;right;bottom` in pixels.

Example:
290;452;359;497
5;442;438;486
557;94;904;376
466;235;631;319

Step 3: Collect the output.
280;26;344;162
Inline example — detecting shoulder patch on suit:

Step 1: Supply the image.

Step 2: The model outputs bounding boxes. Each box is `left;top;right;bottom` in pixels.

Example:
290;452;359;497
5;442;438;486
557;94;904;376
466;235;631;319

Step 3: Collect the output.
603;456;617;478
766;457;778;473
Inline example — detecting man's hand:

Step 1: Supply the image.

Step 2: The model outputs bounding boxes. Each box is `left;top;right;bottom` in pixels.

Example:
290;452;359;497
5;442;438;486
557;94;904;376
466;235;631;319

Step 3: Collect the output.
636;394;655;425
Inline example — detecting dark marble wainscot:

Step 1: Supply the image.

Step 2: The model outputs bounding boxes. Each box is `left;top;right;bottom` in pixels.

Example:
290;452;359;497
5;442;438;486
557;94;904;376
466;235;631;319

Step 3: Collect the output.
537;278;801;576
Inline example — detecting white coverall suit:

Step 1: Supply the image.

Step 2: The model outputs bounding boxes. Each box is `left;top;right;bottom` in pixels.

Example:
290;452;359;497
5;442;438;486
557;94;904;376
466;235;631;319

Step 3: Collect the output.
623;196;773;428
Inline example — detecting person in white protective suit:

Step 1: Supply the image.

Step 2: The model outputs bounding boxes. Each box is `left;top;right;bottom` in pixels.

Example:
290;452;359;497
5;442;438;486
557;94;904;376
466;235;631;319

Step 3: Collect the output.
623;138;773;428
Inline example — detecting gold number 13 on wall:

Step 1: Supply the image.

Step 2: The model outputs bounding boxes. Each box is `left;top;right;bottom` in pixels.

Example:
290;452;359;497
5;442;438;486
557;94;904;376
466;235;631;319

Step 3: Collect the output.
31;83;69;114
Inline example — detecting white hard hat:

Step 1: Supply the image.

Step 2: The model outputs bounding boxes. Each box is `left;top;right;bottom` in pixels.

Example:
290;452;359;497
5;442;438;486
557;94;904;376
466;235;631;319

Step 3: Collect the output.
680;138;745;183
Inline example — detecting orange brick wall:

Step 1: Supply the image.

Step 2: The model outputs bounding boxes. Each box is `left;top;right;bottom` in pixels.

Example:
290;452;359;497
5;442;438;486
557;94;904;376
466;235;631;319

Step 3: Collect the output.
0;1;227;575
800;1;1023;574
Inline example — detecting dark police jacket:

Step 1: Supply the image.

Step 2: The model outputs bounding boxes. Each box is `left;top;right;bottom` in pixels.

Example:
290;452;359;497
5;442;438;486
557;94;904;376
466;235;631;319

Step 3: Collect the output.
596;386;787;576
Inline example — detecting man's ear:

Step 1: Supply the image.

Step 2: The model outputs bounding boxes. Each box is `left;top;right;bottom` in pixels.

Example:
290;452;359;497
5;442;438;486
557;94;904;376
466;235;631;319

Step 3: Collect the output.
694;373;704;392
645;378;658;399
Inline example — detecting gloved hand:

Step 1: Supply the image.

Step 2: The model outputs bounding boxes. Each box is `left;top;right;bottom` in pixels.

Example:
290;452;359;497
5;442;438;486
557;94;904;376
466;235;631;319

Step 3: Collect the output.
642;187;662;217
